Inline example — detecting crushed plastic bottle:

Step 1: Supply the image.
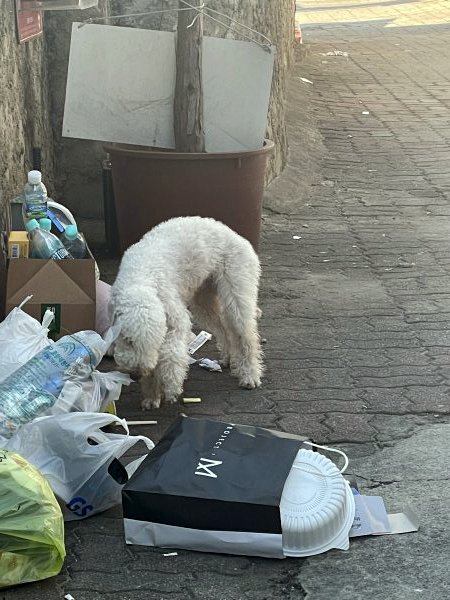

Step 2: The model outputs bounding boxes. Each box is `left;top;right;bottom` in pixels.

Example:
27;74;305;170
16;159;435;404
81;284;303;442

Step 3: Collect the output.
0;330;107;439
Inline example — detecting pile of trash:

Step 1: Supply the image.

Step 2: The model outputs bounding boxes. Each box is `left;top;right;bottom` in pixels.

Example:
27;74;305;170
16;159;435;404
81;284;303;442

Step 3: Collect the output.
0;301;420;589
0;169;419;587
0;302;153;589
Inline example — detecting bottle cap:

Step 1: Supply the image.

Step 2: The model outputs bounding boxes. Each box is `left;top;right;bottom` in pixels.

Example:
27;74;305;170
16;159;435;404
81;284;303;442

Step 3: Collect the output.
27;170;42;185
25;219;40;232
65;224;78;240
39;218;52;231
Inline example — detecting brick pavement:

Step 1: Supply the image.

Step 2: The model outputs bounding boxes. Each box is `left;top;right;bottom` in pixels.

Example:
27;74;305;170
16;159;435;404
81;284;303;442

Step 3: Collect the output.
5;2;450;599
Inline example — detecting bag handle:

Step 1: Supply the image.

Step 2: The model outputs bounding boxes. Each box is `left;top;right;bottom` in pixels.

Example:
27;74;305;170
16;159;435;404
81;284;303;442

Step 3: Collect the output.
82;413;154;456
107;457;129;485
87;430;111;445
83;412;130;436
18;295;33;309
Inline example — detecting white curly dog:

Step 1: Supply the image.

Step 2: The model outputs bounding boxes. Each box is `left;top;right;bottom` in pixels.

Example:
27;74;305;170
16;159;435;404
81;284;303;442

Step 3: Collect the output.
110;216;263;409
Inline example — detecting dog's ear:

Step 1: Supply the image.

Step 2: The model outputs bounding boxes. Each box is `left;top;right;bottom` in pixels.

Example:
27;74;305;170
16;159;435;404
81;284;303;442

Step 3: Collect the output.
132;301;167;374
112;286;167;373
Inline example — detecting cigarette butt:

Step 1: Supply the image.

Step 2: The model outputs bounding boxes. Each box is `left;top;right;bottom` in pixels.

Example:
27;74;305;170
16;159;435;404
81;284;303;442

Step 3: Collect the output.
163;552;178;557
126;420;158;425
183;397;202;404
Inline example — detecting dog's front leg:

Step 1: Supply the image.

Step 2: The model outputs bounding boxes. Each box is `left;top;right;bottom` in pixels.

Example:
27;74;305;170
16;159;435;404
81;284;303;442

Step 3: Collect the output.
141;370;163;410
153;307;192;404
157;331;191;404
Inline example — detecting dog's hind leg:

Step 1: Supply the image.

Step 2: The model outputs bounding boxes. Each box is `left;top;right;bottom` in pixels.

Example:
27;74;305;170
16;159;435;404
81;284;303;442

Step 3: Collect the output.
216;251;263;389
191;281;233;367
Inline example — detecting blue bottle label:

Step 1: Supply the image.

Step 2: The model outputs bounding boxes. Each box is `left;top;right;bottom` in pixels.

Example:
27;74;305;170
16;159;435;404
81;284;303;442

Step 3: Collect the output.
25;195;47;219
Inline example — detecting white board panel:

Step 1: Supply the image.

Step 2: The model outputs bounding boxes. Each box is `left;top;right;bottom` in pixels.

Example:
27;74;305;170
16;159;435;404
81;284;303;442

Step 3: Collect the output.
202;36;275;152
63;23;275;152
63;24;176;148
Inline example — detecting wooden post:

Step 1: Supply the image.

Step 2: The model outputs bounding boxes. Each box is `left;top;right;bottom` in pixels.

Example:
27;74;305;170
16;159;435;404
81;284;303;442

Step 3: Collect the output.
174;1;205;152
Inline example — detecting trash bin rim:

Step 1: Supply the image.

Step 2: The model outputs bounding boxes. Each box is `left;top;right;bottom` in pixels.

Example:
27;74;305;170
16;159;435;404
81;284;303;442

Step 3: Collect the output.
104;139;274;161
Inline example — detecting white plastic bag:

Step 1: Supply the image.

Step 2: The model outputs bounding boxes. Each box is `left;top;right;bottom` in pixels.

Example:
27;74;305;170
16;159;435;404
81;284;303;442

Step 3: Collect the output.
5;412;153;520
46;370;132;414
0;297;54;382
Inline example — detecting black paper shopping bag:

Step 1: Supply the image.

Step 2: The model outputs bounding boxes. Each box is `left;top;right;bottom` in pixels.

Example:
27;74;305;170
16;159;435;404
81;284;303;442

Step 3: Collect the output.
122;416;309;558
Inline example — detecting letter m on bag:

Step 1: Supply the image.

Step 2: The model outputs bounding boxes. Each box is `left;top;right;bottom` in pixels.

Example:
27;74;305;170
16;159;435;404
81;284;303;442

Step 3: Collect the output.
195;457;223;478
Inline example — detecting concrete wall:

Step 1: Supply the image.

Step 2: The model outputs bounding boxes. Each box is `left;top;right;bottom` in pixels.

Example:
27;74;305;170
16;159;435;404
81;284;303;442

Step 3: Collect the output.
0;2;55;229
45;2;110;220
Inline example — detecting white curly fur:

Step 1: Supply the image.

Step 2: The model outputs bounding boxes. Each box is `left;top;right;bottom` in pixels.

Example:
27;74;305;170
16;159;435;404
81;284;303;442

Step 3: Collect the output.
110;216;263;409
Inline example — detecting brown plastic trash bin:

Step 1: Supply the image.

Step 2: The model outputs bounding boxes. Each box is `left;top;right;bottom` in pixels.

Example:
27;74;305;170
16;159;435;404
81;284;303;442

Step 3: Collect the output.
104;140;274;253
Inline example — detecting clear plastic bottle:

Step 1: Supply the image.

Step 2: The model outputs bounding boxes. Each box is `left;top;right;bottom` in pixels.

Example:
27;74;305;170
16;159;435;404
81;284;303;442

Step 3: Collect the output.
23;170;48;221
61;224;87;259
26;219;73;260
28;218;52;257
0;331;107;438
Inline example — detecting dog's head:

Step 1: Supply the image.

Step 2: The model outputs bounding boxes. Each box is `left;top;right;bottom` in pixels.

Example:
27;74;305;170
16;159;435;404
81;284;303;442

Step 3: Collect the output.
110;285;167;375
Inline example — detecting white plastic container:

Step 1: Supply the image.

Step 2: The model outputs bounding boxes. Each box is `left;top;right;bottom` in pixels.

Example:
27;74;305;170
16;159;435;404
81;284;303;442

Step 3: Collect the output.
46;199;77;233
280;449;355;557
47;200;77;226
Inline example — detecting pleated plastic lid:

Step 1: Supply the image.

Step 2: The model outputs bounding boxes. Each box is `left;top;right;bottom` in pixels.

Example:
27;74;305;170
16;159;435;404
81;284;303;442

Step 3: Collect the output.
280;449;355;557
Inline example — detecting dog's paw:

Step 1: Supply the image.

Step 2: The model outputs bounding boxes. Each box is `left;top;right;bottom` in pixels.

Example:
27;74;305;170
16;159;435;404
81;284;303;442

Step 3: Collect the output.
141;396;161;410
256;307;263;320
165;394;180;405
238;374;261;389
220;354;231;368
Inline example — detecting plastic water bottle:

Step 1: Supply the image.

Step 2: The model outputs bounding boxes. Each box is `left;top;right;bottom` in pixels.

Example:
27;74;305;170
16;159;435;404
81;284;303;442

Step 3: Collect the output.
26;219;73;260
28;218;52;257
23;170;48;221
61;224;87;258
0;331;107;438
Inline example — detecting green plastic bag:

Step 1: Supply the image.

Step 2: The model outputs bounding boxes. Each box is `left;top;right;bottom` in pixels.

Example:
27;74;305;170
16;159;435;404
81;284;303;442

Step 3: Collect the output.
0;449;65;588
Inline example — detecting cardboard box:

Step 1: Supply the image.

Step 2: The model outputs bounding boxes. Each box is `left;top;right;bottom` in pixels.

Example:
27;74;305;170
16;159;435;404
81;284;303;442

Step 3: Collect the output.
8;231;29;258
6;257;96;339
